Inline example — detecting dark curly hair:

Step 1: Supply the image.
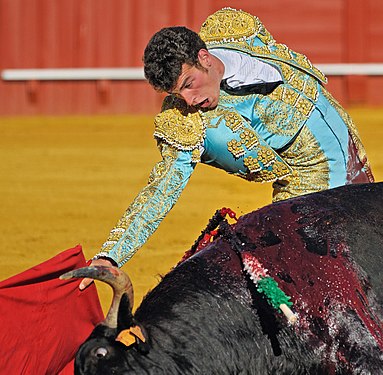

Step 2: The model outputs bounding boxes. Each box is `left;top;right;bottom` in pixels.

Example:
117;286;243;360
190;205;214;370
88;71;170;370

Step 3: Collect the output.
143;26;207;92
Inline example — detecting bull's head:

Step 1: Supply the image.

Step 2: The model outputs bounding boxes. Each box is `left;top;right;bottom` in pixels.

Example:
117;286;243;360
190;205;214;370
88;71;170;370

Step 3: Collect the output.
61;266;148;374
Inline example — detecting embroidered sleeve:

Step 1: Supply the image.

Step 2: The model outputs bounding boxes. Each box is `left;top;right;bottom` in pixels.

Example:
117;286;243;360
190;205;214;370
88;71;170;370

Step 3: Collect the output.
96;142;196;267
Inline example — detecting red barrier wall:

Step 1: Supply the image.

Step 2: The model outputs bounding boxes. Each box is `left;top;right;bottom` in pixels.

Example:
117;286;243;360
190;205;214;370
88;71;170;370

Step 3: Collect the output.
1;0;383;115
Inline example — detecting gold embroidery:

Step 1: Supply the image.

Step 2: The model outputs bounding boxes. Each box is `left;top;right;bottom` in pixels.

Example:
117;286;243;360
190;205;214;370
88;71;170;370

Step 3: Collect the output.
148;143;179;184
199;8;259;43
279;63;295;82
191;149;201;163
269;85;315;118
243;156;261;173
200;110;222;128
201;106;291;181
200;9;326;130
236;160;291;184
202;8;327;86
253;97;305;137
312;66;327;83
223;110;244;131
201;106;244;132
227;139;245;159
272;126;330;202
205;107;249;158
303;77;319;101
289;73;305;92
294;52;312;70
201;107;241;130
219;109;265;159
252;161;291;182
218;87;311;139
295;96;314;117
258;145;276;167
200;107;246;158
100;143;185;262
269;44;292;61
278;63;319;102
104;228;125;244
154;106;206;151
281;86;300;107
240;129;259;150
217;91;251;105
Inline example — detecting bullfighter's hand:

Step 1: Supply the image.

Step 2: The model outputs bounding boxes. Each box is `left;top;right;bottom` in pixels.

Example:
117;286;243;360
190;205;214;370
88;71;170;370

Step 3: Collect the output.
79;258;114;290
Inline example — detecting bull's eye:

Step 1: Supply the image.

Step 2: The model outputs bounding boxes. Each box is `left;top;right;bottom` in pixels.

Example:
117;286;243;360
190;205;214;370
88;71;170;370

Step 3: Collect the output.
95;347;108;358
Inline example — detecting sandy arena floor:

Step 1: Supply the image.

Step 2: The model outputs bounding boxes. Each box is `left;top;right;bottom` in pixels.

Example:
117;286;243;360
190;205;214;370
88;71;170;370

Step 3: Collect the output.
1;109;382;313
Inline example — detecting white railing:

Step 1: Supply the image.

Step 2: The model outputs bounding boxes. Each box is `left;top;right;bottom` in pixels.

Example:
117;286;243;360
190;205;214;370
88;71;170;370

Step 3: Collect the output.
1;68;145;81
2;64;383;81
315;63;383;76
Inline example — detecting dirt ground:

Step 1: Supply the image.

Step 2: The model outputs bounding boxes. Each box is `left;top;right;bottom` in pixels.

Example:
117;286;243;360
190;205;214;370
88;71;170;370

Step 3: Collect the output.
0;108;382;313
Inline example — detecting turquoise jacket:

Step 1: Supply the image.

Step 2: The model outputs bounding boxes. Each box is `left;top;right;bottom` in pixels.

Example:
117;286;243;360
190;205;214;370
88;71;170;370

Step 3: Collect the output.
97;8;373;267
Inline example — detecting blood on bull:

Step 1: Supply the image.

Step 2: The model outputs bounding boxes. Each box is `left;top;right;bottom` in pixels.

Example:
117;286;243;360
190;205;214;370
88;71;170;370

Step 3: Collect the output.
62;182;383;374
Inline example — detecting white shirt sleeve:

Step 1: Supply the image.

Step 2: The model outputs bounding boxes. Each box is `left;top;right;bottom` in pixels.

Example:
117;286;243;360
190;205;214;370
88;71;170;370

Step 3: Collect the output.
210;48;283;88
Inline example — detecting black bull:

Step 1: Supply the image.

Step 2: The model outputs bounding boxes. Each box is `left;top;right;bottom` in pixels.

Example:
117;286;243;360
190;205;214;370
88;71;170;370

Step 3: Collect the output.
62;182;383;374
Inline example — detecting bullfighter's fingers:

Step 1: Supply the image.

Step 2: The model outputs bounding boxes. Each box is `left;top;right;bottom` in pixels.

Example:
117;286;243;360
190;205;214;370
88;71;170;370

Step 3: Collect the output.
78;258;115;290
79;277;94;290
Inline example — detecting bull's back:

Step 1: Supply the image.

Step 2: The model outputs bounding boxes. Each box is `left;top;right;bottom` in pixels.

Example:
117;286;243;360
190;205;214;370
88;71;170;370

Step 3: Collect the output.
134;183;383;374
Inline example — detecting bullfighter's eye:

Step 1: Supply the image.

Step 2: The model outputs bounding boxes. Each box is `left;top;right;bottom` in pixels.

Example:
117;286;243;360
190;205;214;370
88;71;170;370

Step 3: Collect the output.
95;347;108;358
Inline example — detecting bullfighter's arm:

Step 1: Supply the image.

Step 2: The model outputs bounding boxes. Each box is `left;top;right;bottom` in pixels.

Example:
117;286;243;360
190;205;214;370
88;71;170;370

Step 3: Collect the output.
93;142;197;267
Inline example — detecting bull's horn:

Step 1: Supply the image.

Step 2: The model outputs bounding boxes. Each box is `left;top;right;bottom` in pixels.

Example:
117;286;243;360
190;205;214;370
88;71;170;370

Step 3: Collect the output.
60;265;134;328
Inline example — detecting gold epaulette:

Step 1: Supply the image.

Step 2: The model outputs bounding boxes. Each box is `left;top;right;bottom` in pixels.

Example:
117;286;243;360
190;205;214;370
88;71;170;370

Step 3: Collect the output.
154;95;206;151
199;7;275;46
200;8;327;85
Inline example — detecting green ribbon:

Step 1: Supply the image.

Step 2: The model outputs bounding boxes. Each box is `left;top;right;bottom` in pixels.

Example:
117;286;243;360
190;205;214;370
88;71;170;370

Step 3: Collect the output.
257;276;293;311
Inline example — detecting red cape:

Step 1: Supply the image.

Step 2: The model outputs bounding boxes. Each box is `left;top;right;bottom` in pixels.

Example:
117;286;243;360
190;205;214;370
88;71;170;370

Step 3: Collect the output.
0;245;104;374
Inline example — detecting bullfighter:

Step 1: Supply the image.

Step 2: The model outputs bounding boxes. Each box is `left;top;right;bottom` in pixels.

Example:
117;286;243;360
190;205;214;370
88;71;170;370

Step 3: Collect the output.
81;8;374;286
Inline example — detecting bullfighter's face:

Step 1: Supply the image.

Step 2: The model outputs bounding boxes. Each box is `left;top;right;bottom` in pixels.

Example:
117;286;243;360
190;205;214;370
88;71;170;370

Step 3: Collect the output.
171;49;224;109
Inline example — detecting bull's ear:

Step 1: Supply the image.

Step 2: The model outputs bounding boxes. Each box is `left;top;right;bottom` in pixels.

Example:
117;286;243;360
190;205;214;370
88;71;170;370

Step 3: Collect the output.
117;293;134;330
116;293;149;353
116;324;149;353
